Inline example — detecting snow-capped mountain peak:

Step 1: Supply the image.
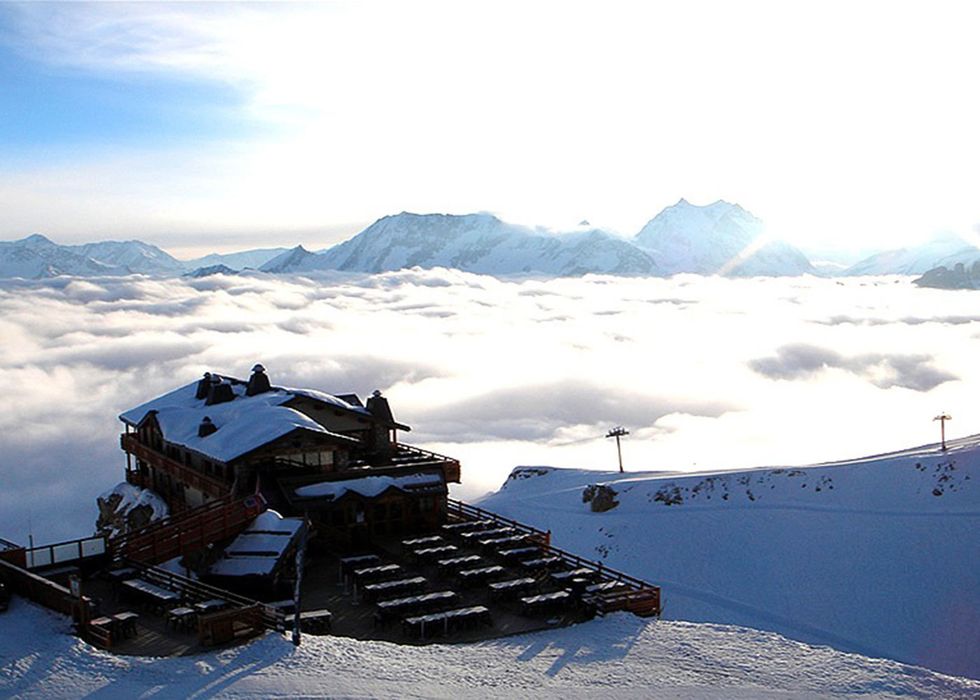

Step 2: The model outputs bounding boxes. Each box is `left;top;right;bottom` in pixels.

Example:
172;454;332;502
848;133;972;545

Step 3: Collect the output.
633;199;812;276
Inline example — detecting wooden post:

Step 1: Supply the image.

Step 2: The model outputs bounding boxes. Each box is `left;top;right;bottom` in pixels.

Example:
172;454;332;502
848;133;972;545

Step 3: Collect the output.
605;427;629;473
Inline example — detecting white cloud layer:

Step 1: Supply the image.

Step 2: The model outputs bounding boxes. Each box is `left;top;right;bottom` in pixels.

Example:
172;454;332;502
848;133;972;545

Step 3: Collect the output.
0;271;976;544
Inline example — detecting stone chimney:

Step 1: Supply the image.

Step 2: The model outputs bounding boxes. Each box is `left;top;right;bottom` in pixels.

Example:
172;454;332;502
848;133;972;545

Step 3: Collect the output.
206;378;235;405
246;363;271;396
198;416;218;437
195;372;212;400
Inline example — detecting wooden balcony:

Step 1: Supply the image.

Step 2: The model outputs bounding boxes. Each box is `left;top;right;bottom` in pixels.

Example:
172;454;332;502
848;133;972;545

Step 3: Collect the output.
120;433;231;497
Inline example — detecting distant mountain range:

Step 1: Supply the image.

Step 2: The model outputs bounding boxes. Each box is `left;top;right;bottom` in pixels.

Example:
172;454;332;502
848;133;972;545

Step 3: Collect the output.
2;200;977;282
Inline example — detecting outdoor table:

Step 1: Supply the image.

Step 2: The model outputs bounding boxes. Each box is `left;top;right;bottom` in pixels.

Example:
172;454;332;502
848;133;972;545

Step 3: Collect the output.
401;535;443;548
194;598;229;615
106;567;138;585
121;578;181;611
112;611;140;637
456;565;504;587
353;563;403;585
338;554;381;582
89;616;115;633
497;546;540;562
361;576;427;602
520;590;572;616
460;527;513;542
585;580;628;594
374;591;458;628
441;519;493;534
479;535;528;550
519;556;561;571
487;577;538;600
551;568;598;584
436;554;482;575
299;609;332;634
412;545;458;563
403;605;491;640
166;606;196;631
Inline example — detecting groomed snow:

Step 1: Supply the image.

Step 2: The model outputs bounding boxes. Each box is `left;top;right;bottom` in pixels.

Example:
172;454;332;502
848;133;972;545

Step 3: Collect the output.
2;599;977;699
477;434;980;680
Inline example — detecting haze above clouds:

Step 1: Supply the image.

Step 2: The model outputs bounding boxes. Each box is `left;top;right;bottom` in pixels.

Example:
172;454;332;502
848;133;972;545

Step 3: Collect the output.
1;271;974;543
1;1;979;255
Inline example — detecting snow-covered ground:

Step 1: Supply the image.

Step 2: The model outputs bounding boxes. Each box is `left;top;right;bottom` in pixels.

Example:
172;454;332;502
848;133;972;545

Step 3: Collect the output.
2;598;978;699
478;435;980;681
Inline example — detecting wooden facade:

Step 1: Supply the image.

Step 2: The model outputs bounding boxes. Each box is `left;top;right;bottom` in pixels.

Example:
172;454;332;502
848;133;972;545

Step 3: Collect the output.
119;369;461;544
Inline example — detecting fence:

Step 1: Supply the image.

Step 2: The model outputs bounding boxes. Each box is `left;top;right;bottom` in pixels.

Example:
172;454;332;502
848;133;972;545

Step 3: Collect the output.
0;557;87;617
446;498;661;617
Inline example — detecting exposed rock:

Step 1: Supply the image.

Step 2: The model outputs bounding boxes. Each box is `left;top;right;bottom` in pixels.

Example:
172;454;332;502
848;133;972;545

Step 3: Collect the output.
583;484;619;512
95;483;168;538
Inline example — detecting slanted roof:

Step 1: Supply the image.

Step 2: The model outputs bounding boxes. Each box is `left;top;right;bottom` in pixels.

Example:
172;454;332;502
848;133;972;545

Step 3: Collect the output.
118;376;363;463
209;509;304;578
293;471;446;501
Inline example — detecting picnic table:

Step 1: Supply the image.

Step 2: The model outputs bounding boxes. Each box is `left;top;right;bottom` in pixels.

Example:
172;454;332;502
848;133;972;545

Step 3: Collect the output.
487;577;538;600
412;545;458;563
401;535;443;548
112;611;140;638
551;568;599;585
456;565;505;587
338;554;381;582
436;554;483;575
478;535;528;551
441;519;494;534
166;606;197;632
520;590;573;616
519;556;561;571
194;598;230;615
459;527;514;542
374;591;459;627
353;563;403;585
497;546;540;562
361;576;427;602
402;605;491;640
121;578;181;611
299;609;332;634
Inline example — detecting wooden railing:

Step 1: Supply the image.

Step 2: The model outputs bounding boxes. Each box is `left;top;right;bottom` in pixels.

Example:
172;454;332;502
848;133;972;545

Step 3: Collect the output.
446;498;662;617
110;494;265;565
129;560;284;632
0;557;87;617
121;433;231;497
395;443;461;483
447;499;551;546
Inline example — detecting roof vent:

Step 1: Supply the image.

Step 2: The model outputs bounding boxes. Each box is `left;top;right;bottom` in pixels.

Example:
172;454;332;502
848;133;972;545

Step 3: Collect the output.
206;381;235;406
198;416;218;437
195;372;212;400
246;363;271;396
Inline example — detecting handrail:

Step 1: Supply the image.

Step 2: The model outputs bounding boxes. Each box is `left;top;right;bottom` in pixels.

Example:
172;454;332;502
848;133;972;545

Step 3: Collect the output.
446;498;661;616
127;559;285;631
121;434;231;497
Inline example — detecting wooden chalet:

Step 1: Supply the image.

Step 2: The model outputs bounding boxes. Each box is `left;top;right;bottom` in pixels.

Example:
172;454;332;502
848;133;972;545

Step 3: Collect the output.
119;365;461;549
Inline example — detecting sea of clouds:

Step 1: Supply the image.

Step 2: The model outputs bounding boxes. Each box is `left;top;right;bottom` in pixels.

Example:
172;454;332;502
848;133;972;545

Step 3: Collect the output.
1;269;976;543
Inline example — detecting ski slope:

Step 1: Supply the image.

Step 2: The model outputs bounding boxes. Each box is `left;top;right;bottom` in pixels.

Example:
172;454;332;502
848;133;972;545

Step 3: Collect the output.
477;434;980;680
1;598;977;699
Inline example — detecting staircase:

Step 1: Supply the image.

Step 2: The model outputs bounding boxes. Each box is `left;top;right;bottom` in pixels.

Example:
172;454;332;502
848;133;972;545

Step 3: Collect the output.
109;494;266;565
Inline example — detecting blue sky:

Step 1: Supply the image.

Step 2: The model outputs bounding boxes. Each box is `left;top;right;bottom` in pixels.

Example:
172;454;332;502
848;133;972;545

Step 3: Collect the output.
1;1;979;257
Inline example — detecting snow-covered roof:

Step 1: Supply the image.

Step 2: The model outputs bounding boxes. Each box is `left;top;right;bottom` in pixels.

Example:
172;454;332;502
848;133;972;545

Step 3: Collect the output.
118;376;366;463
294;472;446;500
209;509;304;578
